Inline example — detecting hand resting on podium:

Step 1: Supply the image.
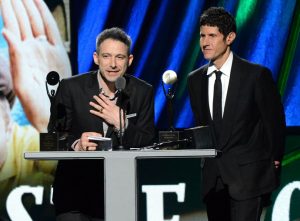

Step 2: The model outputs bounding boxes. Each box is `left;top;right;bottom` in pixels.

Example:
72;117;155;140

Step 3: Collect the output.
73;132;103;151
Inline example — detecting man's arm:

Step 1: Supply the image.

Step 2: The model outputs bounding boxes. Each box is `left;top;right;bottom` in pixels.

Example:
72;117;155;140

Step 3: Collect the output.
255;67;286;163
187;74;199;124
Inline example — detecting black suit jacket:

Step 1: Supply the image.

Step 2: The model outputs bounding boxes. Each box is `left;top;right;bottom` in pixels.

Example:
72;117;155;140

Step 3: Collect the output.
48;71;155;218
188;54;285;200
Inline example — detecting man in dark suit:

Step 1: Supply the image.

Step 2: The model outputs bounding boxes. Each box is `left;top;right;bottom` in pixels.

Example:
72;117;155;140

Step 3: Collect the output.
48;27;155;221
187;7;285;221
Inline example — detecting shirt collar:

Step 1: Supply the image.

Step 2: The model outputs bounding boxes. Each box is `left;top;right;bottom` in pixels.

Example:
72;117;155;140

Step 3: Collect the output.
207;51;233;77
97;70;118;101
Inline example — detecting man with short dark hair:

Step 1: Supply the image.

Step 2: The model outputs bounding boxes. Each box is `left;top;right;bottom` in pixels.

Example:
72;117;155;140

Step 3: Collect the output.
49;27;155;221
188;7;285;221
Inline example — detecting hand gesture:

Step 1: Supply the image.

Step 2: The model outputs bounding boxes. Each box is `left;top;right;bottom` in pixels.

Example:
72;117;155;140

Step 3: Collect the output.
89;93;125;130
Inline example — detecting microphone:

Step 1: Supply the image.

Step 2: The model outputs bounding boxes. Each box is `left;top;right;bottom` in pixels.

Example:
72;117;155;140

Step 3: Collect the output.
115;76;126;150
161;70;177;130
46;71;60;101
115;76;126;91
162;70;177;85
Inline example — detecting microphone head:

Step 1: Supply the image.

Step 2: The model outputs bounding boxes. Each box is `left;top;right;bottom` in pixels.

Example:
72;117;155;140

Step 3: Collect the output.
47;71;60;85
115;76;126;91
162;70;177;84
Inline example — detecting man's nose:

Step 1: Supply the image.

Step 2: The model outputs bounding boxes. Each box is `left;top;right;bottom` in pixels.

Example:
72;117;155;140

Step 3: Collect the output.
110;58;116;68
201;37;209;46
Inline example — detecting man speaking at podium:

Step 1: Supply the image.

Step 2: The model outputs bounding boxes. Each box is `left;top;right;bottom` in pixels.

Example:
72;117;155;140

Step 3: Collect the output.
48;27;155;221
188;7;285;221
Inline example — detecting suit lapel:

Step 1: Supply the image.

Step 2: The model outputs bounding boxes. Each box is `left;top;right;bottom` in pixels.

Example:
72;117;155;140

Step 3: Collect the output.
85;71;100;100
83;71;104;133
200;67;212;123
220;55;242;146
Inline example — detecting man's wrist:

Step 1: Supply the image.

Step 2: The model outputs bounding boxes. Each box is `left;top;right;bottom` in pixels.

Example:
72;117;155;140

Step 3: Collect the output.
114;117;128;130
73;139;82;151
113;118;128;137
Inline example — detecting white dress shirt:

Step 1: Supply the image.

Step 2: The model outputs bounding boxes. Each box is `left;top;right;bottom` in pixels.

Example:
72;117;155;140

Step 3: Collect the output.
207;52;233;119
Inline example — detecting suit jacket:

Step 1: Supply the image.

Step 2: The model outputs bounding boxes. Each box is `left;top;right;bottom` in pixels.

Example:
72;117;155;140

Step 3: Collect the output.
48;71;155;218
188;54;285;200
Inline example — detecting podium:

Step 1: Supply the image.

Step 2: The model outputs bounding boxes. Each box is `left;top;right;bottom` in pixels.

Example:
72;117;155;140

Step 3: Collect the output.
24;149;217;221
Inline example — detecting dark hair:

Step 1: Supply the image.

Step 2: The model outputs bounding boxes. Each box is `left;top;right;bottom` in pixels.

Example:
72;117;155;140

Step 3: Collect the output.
96;27;132;55
200;7;236;37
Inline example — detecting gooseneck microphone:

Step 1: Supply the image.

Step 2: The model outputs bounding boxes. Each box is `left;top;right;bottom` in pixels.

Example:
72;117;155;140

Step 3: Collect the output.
162;70;178;130
115;76;126;150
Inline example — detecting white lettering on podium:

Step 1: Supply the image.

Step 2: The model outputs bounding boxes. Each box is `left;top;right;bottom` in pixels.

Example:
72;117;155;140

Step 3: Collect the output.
272;181;300;221
3;182;299;220
50;186;54;204
6;186;44;221
142;183;186;221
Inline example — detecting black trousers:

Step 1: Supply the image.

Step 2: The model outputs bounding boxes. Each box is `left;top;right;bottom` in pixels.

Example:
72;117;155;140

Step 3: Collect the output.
205;178;263;221
56;212;104;221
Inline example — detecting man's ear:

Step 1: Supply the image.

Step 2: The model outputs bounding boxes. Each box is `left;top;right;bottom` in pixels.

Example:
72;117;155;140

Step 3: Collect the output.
226;32;236;45
93;52;99;65
128;54;133;66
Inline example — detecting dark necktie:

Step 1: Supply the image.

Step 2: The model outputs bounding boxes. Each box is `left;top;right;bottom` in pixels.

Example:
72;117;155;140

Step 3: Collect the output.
213;70;222;144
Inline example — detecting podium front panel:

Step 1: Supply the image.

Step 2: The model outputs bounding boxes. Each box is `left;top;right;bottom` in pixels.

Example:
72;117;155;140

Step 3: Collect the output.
24;149;217;221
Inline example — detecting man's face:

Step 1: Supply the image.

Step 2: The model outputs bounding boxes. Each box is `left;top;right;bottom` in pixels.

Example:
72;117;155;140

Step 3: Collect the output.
199;25;234;63
93;39;133;83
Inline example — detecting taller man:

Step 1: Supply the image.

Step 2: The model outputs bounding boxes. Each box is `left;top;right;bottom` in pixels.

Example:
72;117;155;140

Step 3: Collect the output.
188;7;285;221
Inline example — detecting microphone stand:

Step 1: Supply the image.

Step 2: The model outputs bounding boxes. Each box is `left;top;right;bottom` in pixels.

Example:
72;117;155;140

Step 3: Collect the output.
116;90;125;150
162;81;177;131
159;81;181;149
166;88;174;131
114;76;126;150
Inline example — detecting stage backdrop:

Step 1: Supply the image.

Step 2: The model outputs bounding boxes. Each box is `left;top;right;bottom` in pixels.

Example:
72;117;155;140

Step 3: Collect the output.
0;0;299;220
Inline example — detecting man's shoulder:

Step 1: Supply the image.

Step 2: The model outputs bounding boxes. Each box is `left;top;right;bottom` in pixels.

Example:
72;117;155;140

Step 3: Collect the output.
126;74;152;89
188;64;208;79
233;54;270;72
59;71;97;90
62;71;96;82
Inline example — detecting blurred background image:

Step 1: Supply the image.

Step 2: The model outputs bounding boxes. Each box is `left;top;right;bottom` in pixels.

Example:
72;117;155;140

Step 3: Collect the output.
0;0;299;220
